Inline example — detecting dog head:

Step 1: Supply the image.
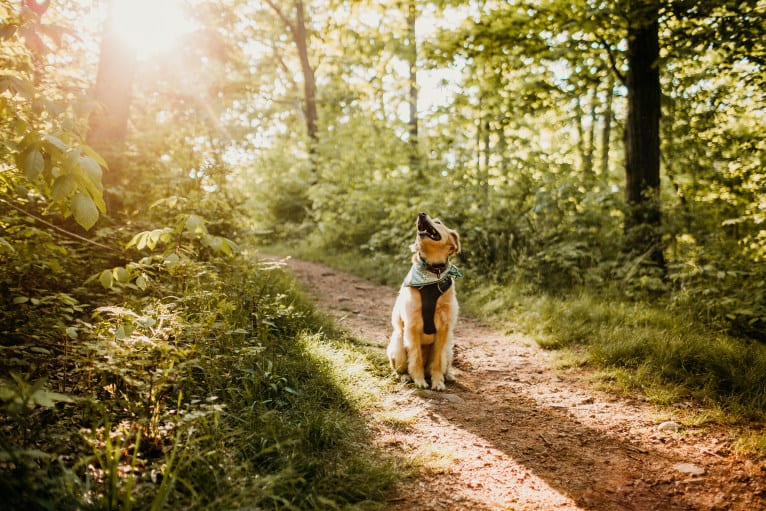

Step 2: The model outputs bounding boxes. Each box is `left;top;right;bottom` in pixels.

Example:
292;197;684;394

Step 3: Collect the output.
411;212;460;264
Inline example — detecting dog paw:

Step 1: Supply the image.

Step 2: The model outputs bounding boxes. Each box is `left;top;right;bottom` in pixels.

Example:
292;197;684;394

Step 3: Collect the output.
413;378;429;389
398;374;413;383
430;376;446;391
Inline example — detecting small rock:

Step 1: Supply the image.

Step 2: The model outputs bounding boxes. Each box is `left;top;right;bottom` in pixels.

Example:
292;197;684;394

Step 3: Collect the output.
658;421;682;433
416;389;464;403
441;393;465;404
673;463;705;476
711;492;729;511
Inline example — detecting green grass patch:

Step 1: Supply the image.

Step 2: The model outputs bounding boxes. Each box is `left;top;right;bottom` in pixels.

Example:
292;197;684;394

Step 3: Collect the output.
462;283;766;425
1;248;399;510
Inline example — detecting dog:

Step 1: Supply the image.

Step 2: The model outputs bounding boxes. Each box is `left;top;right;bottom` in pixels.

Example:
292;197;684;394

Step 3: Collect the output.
387;212;461;391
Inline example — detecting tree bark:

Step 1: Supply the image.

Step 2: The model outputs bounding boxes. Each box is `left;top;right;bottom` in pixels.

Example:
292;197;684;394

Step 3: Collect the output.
87;1;136;176
586;88;597;177
624;0;664;267
264;0;318;159
293;0;318;145
406;0;420;175
601;73;614;178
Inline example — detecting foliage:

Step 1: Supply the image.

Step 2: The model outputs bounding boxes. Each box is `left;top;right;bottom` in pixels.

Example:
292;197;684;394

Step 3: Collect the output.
1;239;397;509
248;0;765;339
2;1;399;507
1;0;107;231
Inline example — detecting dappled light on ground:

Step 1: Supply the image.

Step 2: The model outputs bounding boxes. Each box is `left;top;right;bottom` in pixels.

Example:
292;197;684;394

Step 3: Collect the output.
286;258;766;511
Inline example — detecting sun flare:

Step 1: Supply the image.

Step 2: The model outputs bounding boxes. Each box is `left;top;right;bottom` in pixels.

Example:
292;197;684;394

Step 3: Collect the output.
109;0;195;59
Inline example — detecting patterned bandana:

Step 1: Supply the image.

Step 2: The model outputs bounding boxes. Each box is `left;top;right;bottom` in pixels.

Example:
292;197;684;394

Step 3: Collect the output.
402;257;463;288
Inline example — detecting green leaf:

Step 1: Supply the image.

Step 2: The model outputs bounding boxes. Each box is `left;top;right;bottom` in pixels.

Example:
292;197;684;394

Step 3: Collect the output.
13;297;29;304
65;327;78;339
81;145;108;168
71;191;99;230
135;275;148;290
79;155;103;187
164;253;180;267
114;267;130;283
98;269;113;289
127;232;146;250
42;133;68;152
31;389;73;408
23;148;44;180
51;174;75;200
185;214;207;235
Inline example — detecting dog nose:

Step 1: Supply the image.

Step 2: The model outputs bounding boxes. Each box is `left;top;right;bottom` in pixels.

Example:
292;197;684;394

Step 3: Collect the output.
418;212;428;219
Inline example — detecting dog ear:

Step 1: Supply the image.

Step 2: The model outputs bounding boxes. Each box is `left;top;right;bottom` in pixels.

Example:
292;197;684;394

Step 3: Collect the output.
448;230;461;255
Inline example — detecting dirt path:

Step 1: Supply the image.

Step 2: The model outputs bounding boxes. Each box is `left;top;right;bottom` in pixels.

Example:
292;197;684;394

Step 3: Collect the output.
281;258;766;511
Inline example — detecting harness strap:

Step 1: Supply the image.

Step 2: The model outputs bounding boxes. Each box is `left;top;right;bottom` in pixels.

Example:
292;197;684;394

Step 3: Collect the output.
417;277;452;334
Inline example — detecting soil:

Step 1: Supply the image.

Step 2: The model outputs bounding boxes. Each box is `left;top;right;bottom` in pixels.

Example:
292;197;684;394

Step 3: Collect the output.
281;257;766;511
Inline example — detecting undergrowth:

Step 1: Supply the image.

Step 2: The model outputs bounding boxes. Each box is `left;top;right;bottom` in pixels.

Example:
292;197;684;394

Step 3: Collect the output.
0;241;398;510
465;282;766;426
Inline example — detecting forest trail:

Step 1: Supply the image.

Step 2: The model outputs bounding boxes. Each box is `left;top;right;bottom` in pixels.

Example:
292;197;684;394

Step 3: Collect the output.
281;258;766;511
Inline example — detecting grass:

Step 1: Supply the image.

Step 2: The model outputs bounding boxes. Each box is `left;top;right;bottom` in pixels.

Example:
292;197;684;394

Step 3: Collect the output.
1;246;402;510
464;284;766;428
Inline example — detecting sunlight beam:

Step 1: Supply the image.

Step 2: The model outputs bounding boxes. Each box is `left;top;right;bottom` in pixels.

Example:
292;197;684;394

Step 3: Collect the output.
108;0;195;59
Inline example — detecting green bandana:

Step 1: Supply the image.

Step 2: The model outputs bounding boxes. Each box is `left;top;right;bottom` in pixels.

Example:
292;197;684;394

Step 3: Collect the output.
402;259;462;288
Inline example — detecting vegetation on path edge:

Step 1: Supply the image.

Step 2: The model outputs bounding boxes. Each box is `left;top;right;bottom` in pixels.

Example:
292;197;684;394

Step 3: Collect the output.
2;246;398;510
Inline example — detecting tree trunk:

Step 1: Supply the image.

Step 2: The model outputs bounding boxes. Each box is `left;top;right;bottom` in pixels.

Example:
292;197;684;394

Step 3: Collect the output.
87;0;136;178
586;88;597;177
576;96;586;172
406;0;420;176
265;0;318;174
624;0;664;267
601;73;614;179
293;0;318;145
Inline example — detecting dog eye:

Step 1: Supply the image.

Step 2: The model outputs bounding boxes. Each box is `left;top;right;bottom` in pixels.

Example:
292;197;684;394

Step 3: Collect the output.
434;220;442;224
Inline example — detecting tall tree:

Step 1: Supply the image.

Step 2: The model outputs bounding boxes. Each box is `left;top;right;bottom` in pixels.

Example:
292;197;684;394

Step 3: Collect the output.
624;0;664;266
406;0;420;174
87;0;137;169
601;74;614;179
264;0;318;150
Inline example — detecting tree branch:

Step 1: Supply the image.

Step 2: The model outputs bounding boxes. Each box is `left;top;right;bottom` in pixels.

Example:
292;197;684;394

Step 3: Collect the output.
0;198;121;254
597;35;627;87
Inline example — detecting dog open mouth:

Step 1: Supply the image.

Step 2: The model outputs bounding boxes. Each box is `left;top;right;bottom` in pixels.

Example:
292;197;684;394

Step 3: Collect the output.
417;213;441;241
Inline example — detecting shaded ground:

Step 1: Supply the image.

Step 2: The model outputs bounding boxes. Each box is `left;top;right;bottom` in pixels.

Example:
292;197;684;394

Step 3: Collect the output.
281;257;766;511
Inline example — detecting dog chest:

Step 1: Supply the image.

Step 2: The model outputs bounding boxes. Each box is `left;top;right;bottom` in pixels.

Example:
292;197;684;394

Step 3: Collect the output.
417;278;453;334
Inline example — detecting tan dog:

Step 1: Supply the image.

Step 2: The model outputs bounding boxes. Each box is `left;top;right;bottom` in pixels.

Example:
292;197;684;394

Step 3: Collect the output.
387;213;461;391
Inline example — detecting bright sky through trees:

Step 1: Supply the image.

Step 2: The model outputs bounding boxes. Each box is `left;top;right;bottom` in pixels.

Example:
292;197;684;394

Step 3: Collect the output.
109;0;195;59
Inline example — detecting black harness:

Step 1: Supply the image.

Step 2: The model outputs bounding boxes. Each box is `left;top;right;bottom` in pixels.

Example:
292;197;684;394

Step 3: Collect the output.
403;255;460;335
414;276;452;335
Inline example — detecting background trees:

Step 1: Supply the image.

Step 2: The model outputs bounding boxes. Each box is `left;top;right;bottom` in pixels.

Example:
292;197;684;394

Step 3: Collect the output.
2;0;762;354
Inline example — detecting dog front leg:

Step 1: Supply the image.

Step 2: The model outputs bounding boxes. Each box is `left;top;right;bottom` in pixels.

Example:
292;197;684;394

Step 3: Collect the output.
429;330;449;391
387;326;407;375
403;325;428;389
443;332;456;383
